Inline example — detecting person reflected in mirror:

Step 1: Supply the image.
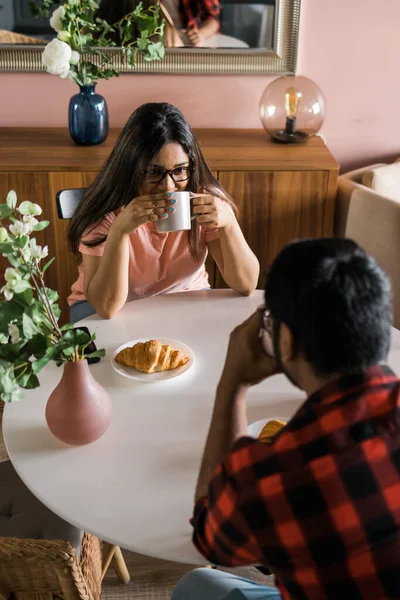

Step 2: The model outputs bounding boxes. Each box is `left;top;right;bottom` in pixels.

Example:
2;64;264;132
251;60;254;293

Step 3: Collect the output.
179;0;220;46
67;103;259;321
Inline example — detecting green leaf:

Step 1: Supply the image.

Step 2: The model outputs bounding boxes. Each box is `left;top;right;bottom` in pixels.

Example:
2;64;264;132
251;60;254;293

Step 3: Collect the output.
144;41;165;61
6;254;23;268
0;242;14;255
0;343;27;363
1;367;18;393
32;220;50;232
1;388;24;403
45;288;59;304
14;235;29;249
0;300;24;330
6;191;17;210
17;370;40;389
0;204;12;219
62;328;91;346
31;345;60;374
17;288;34;307
60;322;75;331
62;346;76;357
42;257;55;275
85;349;106;359
25;333;49;357
22;312;38;340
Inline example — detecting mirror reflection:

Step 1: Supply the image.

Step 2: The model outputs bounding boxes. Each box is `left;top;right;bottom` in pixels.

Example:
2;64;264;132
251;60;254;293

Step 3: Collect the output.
0;0;275;48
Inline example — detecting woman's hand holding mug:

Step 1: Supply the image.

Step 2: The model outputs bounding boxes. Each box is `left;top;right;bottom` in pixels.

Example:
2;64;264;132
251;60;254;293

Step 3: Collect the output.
191;193;235;229
113;193;175;234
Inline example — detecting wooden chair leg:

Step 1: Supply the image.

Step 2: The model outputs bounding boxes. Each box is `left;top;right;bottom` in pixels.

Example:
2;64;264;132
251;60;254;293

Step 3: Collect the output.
102;543;130;584
101;542;116;581
112;546;130;584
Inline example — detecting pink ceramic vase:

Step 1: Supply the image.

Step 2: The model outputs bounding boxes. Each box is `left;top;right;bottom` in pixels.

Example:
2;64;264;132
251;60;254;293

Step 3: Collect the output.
45;360;112;446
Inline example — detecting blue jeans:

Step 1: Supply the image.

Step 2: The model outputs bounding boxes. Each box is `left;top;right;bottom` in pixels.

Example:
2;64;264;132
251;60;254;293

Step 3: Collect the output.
172;568;281;600
70;300;96;323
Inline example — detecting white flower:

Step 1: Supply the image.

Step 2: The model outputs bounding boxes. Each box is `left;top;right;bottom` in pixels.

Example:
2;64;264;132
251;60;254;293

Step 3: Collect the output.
22;214;39;231
8;323;20;344
21;247;31;262
0;227;8;243
42;39;74;79
0;333;8;344
9;220;30;237
18;201;42;216
70;50;80;65
30;239;48;260
4;268;21;288
68;0;80;5
49;6;66;32
1;285;13;301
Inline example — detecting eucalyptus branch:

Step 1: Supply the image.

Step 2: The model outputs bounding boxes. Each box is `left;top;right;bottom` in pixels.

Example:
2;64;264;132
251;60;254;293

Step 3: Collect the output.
15;365;28;380
32;273;62;338
14;246;61;338
14;362;29;372
0;192;106;403
29;266;61;337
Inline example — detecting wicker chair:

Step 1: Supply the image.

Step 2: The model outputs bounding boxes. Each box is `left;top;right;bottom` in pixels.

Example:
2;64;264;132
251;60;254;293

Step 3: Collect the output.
0;403;129;600
0;533;102;600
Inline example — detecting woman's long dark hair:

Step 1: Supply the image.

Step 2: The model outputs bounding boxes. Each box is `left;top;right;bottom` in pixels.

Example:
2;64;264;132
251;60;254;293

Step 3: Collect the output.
68;102;237;261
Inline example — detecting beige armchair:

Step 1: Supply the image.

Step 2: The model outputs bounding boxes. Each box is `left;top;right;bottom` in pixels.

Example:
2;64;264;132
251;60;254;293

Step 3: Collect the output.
335;164;400;329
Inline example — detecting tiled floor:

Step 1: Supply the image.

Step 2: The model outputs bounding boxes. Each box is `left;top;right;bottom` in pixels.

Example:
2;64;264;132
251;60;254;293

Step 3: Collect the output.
0;402;273;599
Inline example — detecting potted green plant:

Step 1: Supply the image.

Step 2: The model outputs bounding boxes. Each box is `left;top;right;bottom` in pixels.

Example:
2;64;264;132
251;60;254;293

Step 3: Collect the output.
30;0;165;145
0;191;111;446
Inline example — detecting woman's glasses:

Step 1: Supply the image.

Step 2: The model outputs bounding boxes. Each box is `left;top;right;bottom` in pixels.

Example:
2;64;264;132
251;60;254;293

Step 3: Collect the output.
143;165;193;184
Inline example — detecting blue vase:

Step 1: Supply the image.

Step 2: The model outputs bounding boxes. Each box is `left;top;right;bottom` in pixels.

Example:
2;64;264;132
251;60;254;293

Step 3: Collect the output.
68;84;109;146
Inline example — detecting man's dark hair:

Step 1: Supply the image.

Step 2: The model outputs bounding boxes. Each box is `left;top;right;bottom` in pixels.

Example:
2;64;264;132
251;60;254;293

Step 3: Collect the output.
264;238;392;376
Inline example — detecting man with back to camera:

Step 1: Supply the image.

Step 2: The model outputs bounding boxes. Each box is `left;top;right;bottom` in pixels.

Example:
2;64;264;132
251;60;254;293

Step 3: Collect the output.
173;238;400;600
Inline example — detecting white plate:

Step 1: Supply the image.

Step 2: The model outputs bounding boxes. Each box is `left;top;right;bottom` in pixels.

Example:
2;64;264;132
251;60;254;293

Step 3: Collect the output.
247;417;289;438
111;337;194;383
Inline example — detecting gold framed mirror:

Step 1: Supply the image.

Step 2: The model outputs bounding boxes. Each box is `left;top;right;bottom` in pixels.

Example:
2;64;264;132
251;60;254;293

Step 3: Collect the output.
0;0;300;75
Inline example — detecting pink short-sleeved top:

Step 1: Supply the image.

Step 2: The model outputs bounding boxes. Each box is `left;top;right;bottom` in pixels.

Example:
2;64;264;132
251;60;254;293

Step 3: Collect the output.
68;211;220;307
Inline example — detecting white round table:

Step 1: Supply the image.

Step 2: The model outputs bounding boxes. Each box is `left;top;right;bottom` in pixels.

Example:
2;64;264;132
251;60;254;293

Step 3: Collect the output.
200;33;249;48
4;290;400;565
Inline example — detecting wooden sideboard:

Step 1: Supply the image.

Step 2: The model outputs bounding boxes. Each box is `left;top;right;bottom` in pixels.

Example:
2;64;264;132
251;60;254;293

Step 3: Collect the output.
0;128;339;322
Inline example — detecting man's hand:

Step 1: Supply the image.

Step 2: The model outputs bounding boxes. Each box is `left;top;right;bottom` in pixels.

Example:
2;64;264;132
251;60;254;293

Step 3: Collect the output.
186;27;203;46
220;310;280;388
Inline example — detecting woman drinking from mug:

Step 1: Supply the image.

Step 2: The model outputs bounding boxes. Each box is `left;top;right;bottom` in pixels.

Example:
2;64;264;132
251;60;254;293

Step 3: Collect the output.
67;102;259;321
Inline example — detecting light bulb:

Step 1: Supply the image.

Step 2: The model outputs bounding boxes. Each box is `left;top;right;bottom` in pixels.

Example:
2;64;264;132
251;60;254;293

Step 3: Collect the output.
284;87;302;135
284;87;302;118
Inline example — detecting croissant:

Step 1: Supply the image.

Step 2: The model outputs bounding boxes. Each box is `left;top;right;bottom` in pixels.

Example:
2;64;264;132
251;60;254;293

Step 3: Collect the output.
258;419;286;443
115;339;190;374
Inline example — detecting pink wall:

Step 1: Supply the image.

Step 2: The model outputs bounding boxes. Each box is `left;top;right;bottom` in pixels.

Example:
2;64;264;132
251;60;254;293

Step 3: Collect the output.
0;0;399;171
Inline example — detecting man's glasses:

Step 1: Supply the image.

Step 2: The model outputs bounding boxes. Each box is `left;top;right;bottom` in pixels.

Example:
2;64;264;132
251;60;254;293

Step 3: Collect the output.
262;309;273;335
260;309;275;358
143;165;193;184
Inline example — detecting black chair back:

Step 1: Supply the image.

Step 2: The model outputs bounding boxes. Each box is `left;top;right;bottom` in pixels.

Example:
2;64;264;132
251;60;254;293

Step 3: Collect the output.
56;188;86;219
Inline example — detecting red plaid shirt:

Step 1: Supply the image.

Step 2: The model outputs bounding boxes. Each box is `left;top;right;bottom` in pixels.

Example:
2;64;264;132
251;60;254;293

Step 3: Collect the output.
179;0;220;29
191;366;400;599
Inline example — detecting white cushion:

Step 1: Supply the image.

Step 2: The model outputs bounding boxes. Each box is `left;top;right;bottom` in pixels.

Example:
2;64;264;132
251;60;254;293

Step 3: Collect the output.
362;163;400;202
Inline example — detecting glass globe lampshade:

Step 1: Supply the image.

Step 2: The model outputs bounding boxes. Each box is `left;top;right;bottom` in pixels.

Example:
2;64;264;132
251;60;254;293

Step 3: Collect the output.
259;75;326;143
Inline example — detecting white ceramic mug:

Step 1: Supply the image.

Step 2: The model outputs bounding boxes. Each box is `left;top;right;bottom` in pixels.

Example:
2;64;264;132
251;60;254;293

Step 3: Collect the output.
156;191;196;233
